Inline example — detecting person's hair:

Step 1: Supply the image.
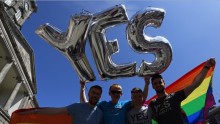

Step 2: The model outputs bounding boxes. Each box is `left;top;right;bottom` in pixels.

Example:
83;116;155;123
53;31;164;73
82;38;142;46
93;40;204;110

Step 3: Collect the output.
151;74;163;82
89;85;102;93
131;87;143;94
109;84;122;91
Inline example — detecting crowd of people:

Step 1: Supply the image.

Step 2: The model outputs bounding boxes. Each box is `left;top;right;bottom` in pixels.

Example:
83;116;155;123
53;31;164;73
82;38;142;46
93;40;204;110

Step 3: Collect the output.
20;58;215;124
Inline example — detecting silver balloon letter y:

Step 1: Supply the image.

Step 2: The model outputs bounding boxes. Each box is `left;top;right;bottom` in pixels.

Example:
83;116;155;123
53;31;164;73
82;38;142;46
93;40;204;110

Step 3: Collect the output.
35;13;95;82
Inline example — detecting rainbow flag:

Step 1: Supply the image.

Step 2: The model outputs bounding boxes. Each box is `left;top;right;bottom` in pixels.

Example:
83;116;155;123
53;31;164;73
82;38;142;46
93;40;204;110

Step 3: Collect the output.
9;108;72;124
146;61;216;123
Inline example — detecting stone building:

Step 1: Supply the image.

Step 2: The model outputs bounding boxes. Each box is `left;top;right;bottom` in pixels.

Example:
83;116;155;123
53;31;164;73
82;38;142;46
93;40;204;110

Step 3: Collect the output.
0;1;38;123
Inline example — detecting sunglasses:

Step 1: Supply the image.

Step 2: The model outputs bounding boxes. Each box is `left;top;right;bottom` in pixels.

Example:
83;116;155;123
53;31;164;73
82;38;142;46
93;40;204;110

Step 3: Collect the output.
111;90;122;95
152;81;163;86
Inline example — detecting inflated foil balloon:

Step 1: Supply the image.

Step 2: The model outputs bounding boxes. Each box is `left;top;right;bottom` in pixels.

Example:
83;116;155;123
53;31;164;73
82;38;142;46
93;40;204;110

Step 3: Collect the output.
36;5;172;82
89;4;136;80
35;13;95;82
126;7;172;76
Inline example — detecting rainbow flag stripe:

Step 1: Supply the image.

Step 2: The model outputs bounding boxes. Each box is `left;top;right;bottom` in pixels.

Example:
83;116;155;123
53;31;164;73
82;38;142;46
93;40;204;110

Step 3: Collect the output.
182;74;215;123
10;108;72;124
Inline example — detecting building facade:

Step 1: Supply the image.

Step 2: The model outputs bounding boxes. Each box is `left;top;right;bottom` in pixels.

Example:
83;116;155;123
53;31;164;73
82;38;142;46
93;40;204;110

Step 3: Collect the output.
0;1;38;123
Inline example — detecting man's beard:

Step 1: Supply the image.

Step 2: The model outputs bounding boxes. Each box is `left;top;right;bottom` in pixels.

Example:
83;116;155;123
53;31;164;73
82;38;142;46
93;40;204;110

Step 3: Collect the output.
156;87;165;94
89;98;98;106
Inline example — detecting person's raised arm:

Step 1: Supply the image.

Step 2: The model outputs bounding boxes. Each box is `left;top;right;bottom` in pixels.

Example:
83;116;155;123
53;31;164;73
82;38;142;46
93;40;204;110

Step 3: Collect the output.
143;76;150;101
184;58;216;97
80;80;88;103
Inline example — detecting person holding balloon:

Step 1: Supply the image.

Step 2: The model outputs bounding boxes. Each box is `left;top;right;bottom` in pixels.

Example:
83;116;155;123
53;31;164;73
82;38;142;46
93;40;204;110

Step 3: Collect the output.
126;87;152;124
80;76;150;124
18;85;103;124
149;58;216;124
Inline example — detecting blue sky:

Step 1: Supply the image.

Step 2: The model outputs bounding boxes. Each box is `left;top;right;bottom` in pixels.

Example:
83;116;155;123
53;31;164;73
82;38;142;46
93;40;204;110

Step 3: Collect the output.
21;1;220;107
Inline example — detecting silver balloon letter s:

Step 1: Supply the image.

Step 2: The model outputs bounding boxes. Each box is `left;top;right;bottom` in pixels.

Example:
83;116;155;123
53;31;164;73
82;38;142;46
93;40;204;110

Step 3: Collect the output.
35;13;95;82
126;7;172;76
89;5;136;80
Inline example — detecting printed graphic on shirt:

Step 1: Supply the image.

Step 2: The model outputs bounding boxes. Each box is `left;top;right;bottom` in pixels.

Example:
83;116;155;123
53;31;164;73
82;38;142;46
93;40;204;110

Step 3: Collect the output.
127;106;151;124
155;100;171;115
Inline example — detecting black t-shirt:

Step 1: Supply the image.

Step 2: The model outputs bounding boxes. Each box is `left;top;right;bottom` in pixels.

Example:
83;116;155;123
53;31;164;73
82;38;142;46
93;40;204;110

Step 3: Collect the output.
149;90;187;124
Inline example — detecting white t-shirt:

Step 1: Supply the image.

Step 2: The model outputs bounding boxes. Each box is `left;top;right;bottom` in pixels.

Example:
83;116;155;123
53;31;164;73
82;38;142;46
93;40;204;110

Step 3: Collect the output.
127;105;152;124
